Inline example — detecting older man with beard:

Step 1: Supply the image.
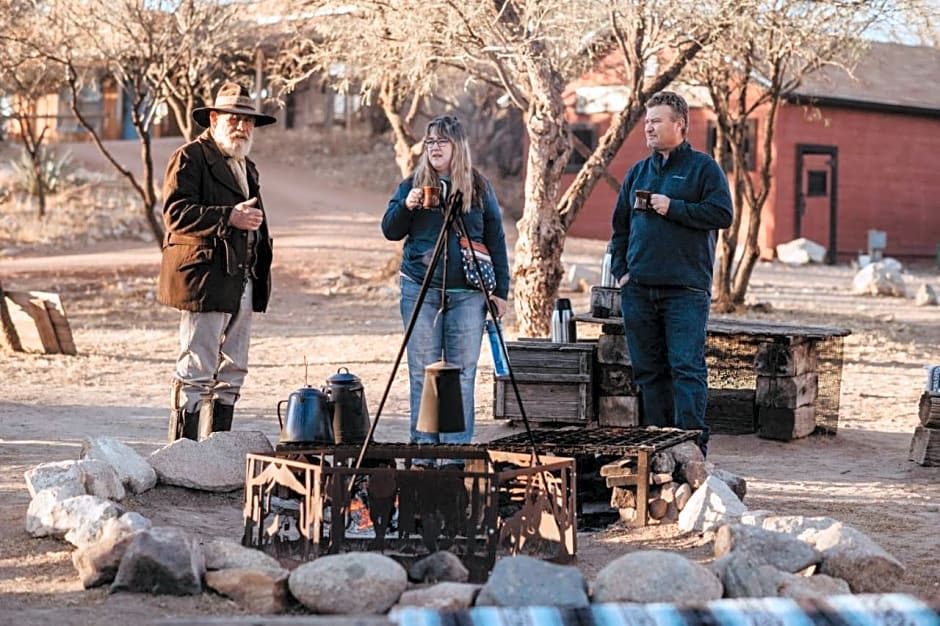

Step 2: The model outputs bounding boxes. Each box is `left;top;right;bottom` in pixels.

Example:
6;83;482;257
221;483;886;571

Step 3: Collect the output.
157;81;277;441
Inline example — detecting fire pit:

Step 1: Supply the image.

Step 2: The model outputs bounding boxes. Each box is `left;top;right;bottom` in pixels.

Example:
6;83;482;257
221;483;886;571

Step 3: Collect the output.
243;443;576;580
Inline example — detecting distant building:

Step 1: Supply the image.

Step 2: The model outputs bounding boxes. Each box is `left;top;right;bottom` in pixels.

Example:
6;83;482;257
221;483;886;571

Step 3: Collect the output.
565;41;940;262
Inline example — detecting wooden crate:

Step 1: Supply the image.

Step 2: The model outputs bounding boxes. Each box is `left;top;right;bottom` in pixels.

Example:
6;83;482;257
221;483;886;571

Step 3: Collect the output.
493;339;594;423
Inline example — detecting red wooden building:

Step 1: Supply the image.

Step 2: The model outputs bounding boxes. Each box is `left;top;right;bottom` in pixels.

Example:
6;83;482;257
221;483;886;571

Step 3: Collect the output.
565;42;940;262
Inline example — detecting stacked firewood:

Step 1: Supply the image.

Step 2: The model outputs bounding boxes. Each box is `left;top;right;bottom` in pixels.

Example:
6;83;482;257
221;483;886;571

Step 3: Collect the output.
910;392;940;466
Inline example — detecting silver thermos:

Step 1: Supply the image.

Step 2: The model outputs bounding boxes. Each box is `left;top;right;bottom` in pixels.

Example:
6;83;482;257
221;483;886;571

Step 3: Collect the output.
601;247;616;288
550;298;576;343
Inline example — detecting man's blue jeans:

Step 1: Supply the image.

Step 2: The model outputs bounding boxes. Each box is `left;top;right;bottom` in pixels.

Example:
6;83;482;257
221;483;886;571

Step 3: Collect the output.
621;282;710;450
400;277;486;447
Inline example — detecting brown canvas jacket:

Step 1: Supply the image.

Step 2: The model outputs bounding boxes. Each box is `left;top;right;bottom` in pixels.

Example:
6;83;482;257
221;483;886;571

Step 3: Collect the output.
156;130;273;313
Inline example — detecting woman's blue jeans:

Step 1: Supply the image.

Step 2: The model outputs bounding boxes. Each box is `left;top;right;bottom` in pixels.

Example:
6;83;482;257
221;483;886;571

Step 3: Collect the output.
621;282;710;450
400;277;486;446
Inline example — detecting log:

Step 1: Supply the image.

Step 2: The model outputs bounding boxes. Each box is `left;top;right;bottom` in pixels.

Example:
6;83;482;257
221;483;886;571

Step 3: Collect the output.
909;426;940;466
919;393;940;428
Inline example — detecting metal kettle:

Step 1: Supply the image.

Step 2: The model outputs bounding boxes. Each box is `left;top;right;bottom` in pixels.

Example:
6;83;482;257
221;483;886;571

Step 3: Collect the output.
277;369;335;444
324;367;371;444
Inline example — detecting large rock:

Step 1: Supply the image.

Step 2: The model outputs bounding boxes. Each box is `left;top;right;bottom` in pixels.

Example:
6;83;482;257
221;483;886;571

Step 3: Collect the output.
776;571;851;598
408;551;469;583
203;537;283;574
111;526;205;596
593;550;723;603
753;515;839;543
64;497;127;549
714;523;821;573
710;468;747;501
71;513;151;588
914;284;938;306
81;436;157;495
77;458;126;501
814;522;905;593
776;238;826;264
26;492;121;542
393;582;481;611
677;475;747;533
24;460;85;498
710;552;782;598
476;555;589;608
288;552;407;614
852;261;906;297
149;431;273;492
205;568;290;614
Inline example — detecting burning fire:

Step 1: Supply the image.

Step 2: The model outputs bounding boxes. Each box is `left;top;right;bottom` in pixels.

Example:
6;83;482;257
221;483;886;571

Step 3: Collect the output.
348;497;373;531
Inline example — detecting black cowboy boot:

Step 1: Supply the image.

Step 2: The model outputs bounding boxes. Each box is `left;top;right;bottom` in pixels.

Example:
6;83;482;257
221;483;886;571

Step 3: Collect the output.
168;407;200;442
212;400;235;432
197;400;235;440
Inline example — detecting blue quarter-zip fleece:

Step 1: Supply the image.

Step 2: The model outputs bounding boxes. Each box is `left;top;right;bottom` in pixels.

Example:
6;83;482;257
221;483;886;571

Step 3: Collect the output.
609;141;732;292
382;175;510;299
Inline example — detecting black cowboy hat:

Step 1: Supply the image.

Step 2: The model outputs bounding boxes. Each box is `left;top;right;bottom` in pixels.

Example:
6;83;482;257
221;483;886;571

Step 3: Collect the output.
191;81;277;128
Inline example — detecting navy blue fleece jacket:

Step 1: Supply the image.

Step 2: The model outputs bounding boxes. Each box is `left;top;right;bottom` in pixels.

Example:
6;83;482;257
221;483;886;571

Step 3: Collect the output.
609;141;733;292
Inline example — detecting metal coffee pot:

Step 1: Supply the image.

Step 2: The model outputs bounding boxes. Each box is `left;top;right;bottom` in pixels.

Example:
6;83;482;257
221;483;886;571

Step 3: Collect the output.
324;367;371;444
277;380;334;444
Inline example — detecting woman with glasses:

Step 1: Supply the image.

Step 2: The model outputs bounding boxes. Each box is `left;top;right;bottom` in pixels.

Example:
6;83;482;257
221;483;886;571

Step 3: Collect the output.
382;115;511;465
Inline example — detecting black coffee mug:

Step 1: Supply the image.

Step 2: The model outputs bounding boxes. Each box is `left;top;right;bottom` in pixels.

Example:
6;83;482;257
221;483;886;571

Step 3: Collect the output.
634;190;652;211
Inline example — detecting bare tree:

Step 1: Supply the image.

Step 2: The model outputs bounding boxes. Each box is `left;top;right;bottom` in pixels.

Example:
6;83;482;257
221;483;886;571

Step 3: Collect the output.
688;0;905;311
11;0;258;244
274;0;736;334
0;2;67;217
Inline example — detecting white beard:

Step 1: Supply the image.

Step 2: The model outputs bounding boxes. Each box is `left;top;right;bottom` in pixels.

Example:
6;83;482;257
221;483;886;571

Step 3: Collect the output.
212;125;253;159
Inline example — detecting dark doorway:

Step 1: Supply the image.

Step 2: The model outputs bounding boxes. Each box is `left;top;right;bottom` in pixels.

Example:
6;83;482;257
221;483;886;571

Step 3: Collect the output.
794;144;838;264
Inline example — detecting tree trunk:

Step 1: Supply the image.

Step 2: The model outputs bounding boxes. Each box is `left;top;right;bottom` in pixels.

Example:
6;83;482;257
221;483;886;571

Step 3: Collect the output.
139;129;163;243
31;158;46;219
513;77;570;337
378;76;420;178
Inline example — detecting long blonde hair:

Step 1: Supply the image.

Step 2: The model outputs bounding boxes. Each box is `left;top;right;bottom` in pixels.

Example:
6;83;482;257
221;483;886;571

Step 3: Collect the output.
412;115;479;213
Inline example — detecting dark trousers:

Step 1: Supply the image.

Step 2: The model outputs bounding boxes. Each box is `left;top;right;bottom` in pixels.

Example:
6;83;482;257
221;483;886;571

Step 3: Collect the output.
621;282;710;448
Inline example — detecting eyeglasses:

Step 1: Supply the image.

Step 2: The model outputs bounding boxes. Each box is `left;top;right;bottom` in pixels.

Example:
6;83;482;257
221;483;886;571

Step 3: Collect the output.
424;138;450;149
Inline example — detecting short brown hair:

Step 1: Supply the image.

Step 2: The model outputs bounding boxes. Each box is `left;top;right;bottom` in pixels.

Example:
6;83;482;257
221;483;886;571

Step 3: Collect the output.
647;91;688;137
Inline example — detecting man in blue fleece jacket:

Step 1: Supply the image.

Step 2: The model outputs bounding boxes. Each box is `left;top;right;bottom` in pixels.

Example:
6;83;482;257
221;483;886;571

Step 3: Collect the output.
609;91;733;456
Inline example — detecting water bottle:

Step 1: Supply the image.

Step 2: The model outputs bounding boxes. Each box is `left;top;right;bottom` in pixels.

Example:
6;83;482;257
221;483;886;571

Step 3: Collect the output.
550;298;576;343
486;319;509;376
601;244;616;288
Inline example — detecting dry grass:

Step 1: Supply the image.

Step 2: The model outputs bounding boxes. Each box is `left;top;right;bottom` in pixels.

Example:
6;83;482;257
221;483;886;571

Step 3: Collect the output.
0;141;153;254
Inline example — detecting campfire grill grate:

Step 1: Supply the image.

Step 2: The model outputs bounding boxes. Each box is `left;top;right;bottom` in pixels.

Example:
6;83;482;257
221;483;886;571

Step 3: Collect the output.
482;426;698;456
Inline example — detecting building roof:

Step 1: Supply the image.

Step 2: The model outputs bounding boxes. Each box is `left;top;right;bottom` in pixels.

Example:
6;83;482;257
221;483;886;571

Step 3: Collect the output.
788;41;940;115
